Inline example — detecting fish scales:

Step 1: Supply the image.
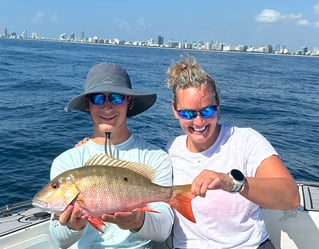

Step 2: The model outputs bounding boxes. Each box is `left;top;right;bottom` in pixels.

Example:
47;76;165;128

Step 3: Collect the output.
72;165;173;216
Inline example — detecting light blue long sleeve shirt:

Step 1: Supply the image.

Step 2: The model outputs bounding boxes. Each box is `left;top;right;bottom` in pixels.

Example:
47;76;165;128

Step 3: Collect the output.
49;134;174;249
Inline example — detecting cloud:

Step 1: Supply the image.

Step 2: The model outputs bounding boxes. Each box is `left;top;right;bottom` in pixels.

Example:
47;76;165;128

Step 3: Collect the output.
255;9;310;26
49;14;59;23
255;9;282;23
31;12;59;24
114;18;131;31
113;17;151;37
136;17;151;30
32;12;45;24
297;19;310;26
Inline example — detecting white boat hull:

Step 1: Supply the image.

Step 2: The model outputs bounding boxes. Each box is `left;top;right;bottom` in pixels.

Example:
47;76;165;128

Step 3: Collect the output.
1;182;318;249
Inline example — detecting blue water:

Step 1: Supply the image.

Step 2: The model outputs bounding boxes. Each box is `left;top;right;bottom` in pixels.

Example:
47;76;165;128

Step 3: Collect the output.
0;39;318;207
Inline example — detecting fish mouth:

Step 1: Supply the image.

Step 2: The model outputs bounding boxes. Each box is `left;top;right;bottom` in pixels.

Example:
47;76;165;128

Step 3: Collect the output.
32;198;48;209
32;198;64;214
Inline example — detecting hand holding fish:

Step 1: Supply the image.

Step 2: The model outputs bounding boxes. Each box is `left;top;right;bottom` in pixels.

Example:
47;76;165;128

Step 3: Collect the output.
57;205;87;231
191;169;234;197
101;211;145;231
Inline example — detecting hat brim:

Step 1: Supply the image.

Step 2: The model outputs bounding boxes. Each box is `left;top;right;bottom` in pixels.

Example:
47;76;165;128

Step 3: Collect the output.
64;85;156;117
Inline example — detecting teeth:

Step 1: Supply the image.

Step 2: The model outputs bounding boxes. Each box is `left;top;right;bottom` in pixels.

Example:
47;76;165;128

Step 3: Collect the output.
193;126;206;132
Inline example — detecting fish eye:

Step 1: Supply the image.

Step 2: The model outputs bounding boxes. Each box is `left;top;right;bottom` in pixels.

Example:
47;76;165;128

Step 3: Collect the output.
123;177;128;182
51;182;59;189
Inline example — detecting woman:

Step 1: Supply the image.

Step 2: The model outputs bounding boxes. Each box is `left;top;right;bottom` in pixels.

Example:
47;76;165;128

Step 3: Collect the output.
165;55;300;249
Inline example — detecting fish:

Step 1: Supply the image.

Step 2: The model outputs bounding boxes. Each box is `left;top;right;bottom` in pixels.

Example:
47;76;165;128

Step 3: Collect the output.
32;153;196;232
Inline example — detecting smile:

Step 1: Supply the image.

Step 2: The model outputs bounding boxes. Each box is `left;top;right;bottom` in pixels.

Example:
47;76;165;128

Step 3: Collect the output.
192;126;207;132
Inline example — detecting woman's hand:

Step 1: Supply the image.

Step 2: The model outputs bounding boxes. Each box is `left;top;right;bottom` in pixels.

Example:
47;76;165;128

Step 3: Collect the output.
191;169;233;197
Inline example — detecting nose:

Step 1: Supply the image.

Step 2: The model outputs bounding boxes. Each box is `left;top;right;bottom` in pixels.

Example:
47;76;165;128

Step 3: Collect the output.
100;99;114;109
192;114;205;125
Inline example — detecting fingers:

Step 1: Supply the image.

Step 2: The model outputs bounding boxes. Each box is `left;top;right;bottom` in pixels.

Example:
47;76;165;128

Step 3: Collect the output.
192;176;216;197
101;211;144;231
59;205;87;231
101;211;133;224
75;137;91;147
58;205;74;226
191;170;227;197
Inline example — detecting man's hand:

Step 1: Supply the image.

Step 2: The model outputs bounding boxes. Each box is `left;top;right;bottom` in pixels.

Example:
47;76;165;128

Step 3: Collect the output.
101;211;145;231
58;205;87;231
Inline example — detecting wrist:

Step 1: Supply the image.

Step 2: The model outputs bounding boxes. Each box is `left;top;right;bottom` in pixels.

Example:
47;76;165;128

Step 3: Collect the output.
228;169;246;193
131;212;145;232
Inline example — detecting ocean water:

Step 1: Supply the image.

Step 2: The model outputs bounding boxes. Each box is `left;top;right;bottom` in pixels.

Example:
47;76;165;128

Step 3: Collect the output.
0;39;318;207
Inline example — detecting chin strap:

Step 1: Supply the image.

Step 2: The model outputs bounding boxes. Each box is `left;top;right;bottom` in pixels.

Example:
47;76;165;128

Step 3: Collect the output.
104;132;112;156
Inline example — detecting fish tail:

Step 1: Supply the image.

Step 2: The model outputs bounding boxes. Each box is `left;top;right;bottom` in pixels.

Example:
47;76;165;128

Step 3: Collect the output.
169;184;196;223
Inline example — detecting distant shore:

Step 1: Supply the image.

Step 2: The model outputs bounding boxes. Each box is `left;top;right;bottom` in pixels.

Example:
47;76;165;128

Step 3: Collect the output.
1;37;318;57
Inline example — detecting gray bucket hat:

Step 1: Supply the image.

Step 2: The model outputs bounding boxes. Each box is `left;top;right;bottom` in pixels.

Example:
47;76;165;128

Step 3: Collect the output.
65;62;156;117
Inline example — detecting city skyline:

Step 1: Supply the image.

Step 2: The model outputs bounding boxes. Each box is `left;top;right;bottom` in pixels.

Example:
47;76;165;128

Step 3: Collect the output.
1;0;318;52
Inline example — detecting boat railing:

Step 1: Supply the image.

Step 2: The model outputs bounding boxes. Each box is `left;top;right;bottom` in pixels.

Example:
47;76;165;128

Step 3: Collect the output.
0;200;32;217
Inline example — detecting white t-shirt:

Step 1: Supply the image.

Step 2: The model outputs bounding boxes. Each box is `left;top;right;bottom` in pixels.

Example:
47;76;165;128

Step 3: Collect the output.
49;134;174;249
166;125;277;249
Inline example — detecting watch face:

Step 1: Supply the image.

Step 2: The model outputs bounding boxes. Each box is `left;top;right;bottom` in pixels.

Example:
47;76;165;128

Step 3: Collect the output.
231;169;245;181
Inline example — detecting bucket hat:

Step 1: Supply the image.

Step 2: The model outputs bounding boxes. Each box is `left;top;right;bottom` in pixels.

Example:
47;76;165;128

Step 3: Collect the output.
65;62;156;117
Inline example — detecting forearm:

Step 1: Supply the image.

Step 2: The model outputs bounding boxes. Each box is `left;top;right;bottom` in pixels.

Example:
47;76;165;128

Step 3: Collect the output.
49;216;84;248
241;177;300;210
135;202;174;242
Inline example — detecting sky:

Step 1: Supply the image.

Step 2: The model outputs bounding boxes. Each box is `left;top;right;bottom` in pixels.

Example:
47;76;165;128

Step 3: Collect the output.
1;0;318;51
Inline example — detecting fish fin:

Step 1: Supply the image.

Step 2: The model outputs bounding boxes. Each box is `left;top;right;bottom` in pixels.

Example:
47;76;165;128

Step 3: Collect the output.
170;184;196;223
132;206;160;213
87;217;106;233
84;153;156;180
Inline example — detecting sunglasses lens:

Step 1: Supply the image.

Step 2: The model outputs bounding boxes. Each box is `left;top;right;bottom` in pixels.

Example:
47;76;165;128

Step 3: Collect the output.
90;93;105;105
89;93;125;105
200;106;217;118
177;106;217;120
108;93;125;104
177;110;197;120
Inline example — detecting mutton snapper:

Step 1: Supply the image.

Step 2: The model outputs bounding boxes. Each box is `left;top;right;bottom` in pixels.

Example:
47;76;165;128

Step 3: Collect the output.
32;153;196;232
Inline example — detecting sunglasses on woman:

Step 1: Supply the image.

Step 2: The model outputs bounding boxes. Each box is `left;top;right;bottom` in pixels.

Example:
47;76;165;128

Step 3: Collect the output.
176;105;217;120
89;93;126;105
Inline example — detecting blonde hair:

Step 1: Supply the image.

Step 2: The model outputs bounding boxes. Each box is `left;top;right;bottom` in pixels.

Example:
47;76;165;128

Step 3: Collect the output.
166;54;219;106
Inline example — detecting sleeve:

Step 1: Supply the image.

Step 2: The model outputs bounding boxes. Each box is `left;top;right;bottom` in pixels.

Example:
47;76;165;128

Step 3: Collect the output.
135;148;174;242
49;150;85;248
134;202;174;242
49;215;84;249
244;128;278;176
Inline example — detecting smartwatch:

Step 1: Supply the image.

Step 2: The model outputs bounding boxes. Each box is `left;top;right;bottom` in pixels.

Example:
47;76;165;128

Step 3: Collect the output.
228;169;246;193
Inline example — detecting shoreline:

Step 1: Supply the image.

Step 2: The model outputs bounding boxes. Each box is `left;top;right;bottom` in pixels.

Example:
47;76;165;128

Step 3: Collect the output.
1;37;318;58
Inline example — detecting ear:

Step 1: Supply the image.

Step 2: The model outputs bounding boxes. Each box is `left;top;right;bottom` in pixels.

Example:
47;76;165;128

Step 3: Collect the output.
128;96;134;110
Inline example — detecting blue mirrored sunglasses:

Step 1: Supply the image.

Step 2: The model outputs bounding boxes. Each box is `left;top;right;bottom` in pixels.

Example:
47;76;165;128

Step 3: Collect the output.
89;93;126;105
177;105;217;120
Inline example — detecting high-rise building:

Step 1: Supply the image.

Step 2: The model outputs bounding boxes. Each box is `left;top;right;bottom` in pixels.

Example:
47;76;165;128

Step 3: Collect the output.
80;31;85;41
70;32;75;41
2;27;8;37
157;35;164;46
